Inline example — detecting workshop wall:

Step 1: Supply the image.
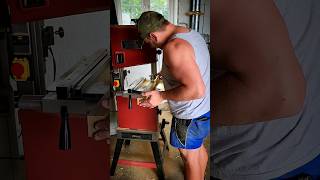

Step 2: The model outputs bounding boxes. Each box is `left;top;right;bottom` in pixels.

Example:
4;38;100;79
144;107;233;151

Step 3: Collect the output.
199;0;211;38
177;0;210;40
157;0;210;75
44;10;110;88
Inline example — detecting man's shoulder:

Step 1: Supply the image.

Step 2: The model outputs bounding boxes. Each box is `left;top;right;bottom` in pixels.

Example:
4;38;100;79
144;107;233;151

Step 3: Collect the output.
163;38;195;67
163;37;192;54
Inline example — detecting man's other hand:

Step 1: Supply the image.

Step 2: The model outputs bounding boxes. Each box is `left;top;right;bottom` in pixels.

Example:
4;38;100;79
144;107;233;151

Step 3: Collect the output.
139;90;164;108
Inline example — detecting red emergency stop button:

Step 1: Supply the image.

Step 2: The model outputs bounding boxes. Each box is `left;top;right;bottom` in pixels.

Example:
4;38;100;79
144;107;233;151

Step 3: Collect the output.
11;57;30;81
11;63;25;79
113;80;120;87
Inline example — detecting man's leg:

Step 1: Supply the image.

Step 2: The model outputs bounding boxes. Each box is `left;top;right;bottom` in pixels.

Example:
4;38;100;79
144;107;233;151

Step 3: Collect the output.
179;147;203;180
170;112;210;180
200;144;208;177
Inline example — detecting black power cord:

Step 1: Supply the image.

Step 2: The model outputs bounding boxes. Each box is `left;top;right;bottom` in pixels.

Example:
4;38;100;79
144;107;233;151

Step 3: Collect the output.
48;47;57;81
42;26;63;81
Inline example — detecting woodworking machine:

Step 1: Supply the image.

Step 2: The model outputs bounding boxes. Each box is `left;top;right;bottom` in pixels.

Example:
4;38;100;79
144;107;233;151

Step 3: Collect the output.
18;50;111;180
110;25;169;180
4;1;112;179
110;25;159;132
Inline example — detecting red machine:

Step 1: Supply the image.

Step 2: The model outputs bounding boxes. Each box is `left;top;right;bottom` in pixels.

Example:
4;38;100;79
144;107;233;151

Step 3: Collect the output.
110;25;168;180
110;25;157;68
110;25;159;132
18;96;110;180
6;1;111;180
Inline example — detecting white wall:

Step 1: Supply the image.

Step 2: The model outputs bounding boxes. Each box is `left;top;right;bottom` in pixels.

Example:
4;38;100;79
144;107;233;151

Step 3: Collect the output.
44;10;110;88
199;0;211;37
177;0;210;38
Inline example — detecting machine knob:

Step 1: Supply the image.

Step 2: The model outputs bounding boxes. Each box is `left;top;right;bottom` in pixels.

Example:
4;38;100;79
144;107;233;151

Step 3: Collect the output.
156;49;162;55
55;27;64;38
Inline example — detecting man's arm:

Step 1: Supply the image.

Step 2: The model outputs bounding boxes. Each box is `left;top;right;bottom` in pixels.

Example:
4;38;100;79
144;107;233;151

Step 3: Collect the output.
140;39;205;108
213;0;306;125
160;39;205;101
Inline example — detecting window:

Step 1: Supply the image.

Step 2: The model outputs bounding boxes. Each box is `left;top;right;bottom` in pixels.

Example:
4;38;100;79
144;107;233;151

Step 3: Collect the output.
150;0;169;19
120;0;143;25
117;0;171;25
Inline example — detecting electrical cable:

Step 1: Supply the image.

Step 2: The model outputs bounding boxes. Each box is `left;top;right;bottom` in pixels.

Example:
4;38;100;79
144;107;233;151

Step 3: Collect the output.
48;47;57;81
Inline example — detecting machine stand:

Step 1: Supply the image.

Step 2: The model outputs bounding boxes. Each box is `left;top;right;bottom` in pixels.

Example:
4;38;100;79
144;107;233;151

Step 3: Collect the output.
110;138;124;176
151;141;165;180
110;121;169;180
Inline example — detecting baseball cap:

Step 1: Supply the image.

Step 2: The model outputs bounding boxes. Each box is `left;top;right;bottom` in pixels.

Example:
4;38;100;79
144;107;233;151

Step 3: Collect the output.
136;11;167;40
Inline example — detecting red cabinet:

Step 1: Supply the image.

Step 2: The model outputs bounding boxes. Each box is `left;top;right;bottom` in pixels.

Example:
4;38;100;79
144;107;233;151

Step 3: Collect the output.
116;96;158;132
19;110;109;180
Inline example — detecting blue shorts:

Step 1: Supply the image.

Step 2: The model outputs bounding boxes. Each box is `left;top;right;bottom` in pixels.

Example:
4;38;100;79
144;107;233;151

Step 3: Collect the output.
274;153;320;179
170;111;210;149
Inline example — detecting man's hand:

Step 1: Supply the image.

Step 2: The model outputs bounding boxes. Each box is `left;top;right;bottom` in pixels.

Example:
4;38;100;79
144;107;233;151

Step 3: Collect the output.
139;90;164;108
99;94;111;110
92;119;109;141
92;95;110;141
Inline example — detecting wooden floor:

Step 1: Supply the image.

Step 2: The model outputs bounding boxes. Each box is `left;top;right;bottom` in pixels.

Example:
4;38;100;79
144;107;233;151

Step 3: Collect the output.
110;111;210;180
